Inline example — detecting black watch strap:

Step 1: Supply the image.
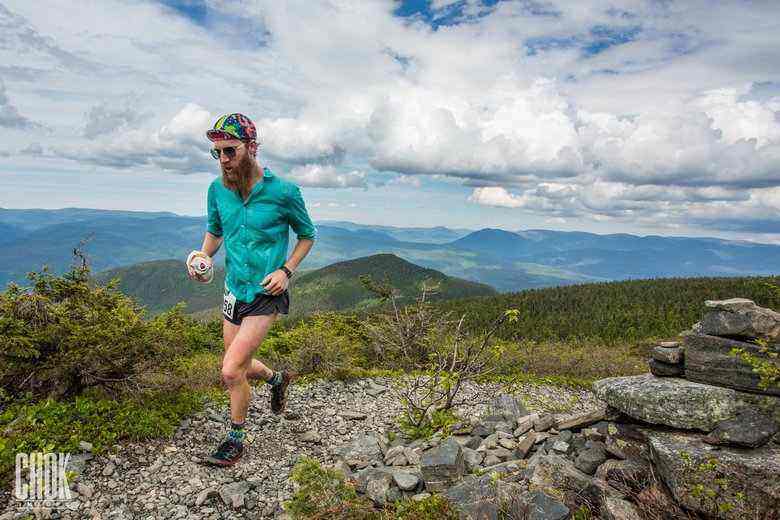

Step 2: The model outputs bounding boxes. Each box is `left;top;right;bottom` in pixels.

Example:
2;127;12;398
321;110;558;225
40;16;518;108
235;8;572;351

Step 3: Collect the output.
280;265;293;278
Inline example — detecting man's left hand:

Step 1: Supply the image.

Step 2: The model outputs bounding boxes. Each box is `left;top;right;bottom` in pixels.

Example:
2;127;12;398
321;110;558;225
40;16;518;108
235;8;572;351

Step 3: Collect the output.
261;269;289;295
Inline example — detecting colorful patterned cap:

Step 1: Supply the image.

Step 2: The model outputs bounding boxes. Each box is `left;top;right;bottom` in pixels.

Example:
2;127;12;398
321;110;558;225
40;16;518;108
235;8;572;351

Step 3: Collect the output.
206;113;257;142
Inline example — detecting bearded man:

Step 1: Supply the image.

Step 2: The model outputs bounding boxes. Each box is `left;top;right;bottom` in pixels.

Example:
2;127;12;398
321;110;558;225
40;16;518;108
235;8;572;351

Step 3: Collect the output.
186;113;316;466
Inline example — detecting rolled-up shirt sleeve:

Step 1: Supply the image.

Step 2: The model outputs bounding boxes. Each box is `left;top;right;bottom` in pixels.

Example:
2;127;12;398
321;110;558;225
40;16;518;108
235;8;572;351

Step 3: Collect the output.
287;185;317;240
206;182;223;237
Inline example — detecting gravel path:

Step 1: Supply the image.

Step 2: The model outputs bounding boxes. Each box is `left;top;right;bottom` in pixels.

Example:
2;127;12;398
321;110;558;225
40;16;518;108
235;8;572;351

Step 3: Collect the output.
2;378;601;520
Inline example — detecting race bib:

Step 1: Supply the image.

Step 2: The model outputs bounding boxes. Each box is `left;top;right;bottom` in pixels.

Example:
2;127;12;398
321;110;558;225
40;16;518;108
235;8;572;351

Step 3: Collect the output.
222;284;237;320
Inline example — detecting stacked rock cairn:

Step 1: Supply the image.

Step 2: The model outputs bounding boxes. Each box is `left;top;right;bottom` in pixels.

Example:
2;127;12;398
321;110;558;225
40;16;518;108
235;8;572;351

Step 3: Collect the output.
332;298;779;520
594;298;779;519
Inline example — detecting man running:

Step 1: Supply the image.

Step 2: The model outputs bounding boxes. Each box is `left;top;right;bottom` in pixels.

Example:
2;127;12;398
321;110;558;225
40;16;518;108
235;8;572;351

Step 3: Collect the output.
186;113;316;466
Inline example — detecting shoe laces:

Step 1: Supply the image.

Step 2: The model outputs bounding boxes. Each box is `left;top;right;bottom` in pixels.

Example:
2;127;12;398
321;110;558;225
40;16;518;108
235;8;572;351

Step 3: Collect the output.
214;438;241;458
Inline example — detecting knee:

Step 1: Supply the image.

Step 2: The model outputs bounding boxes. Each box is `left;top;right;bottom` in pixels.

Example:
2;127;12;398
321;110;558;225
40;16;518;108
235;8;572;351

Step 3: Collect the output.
221;365;246;387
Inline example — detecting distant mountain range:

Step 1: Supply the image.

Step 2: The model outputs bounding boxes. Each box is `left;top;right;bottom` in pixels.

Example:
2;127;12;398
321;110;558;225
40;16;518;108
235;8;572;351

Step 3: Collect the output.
95;253;495;317
2;207;779;292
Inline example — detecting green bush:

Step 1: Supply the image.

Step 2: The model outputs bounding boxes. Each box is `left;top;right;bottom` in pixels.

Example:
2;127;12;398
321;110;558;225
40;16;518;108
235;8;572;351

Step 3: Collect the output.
394;494;459;519
261;312;371;379
397;408;459;441
0;388;216;484
285;457;460;520
285;456;379;519
0;263;220;400
0;261;229;486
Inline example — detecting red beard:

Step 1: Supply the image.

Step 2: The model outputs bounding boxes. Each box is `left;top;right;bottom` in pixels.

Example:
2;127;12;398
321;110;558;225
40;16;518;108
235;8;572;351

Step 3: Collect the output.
221;151;256;200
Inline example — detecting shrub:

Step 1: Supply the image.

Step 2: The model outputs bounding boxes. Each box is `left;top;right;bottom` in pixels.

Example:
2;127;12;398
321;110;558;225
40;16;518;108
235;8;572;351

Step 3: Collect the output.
393;494;459;519
261;312;370;379
397;408;459;441
0;388;215;484
285;456;379;519
363;279;519;437
0;262;218;400
486;337;648;386
285;457;461;520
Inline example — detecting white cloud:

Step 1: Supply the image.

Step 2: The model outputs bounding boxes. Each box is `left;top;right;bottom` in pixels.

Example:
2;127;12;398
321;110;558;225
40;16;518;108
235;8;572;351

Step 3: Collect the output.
2;0;780;237
389;174;422;188
468;187;524;208
49;103;215;173
0;79;40;130
286;164;367;189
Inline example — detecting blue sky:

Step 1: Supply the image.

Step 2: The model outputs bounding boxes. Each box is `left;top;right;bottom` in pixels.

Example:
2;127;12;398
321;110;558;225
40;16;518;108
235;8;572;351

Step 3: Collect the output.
1;0;780;242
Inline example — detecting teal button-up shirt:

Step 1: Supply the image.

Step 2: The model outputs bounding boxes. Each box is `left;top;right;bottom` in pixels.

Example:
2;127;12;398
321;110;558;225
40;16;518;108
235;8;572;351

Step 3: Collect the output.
206;167;317;303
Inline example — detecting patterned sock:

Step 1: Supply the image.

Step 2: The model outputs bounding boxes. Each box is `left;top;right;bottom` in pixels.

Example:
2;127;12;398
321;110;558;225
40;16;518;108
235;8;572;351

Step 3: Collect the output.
228;422;246;444
266;370;282;387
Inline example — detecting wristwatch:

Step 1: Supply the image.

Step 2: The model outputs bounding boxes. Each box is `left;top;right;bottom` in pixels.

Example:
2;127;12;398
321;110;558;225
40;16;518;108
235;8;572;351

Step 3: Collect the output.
280;265;293;278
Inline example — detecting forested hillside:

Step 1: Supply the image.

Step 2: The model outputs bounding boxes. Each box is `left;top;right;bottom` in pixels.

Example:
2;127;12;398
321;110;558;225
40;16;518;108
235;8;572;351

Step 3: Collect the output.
96;254;495;317
431;275;780;345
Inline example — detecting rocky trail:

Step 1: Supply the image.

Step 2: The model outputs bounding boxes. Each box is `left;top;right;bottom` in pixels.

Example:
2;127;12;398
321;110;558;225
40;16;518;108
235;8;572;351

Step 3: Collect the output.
5;297;780;520
2;378;598;520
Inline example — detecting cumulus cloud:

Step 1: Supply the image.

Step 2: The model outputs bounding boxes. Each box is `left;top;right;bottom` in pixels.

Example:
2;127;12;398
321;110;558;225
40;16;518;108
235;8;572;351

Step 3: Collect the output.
468;187;524;208
51;103;215;173
0;79;39;129
2;0;780;237
286;164;367;189
388;174;422;188
469;180;780;235
83;97;146;138
259;117;346;164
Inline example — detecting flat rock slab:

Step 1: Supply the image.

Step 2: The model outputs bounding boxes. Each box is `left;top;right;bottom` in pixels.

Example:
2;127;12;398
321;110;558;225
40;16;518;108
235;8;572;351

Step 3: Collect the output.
651;346;683;364
645;429;780;520
555;407;607;430
684;333;780;396
705;408;779;448
699;298;780;343
648;359;684;377
593;373;739;431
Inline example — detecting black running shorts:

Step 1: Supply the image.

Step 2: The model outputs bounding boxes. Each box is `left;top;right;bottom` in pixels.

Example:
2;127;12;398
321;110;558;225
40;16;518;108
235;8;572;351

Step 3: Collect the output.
223;290;290;325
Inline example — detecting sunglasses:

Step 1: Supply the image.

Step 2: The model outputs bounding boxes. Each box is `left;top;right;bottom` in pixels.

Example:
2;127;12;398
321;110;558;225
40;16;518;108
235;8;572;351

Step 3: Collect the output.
210;142;246;160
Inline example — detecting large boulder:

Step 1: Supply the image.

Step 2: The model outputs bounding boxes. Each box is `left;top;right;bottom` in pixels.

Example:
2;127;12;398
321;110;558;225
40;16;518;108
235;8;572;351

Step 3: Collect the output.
645;429;780;519
420;437;466;492
487;394;529;425
525;491;570;520
705;408;779;448
698;298;780;344
443;473;524;520
595;458;653;494
334;433;384;469
592;374;739;431
683;333;780;396
529;453;624;511
602;496;642;520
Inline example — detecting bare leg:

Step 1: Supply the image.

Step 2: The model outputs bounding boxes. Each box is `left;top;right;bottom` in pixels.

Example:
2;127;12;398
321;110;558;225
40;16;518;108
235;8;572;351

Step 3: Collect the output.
222;318;274;381
221;314;278;424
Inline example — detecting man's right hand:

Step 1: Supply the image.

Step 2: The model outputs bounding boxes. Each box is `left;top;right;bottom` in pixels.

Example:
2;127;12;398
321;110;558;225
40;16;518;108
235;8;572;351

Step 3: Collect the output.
186;250;213;282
